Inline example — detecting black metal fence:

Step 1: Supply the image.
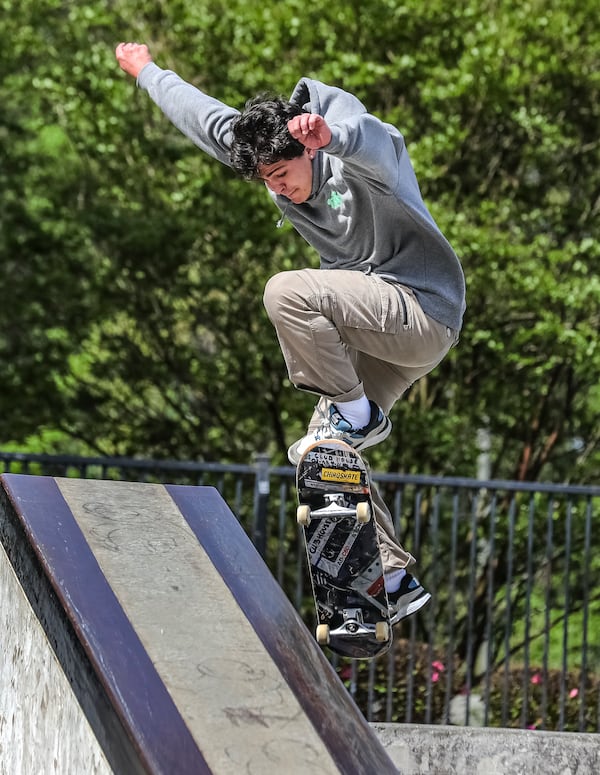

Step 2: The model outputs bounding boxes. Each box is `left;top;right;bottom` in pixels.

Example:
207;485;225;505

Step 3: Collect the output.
2;449;599;733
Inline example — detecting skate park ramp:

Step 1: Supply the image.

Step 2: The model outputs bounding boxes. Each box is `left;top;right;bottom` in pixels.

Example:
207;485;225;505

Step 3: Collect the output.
0;474;398;774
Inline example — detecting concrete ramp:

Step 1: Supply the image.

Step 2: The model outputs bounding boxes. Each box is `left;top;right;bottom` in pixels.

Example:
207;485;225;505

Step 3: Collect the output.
0;474;398;774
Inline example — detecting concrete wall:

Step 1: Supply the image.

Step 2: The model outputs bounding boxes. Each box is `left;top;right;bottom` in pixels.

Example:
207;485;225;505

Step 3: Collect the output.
373;722;600;775
0;541;111;775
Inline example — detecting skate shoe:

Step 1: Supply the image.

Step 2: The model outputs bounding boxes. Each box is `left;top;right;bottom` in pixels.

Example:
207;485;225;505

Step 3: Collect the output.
287;400;392;465
387;573;431;626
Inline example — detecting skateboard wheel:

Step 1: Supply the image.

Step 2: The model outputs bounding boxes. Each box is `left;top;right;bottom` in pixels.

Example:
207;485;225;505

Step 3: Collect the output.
356;500;371;524
297;504;311;526
375;621;390;642
316;624;330;645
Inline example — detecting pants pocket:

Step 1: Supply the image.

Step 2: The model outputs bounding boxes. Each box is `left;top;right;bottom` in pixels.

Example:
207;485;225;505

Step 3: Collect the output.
382;282;414;334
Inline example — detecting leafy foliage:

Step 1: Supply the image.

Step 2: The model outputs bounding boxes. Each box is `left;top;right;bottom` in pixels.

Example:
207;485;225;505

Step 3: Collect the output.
1;0;598;482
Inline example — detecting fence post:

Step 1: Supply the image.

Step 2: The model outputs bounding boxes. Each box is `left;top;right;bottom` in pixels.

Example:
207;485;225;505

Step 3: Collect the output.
253;453;271;558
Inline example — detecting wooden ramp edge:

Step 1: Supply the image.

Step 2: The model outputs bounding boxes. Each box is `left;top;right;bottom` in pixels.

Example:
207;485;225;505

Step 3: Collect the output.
0;474;399;775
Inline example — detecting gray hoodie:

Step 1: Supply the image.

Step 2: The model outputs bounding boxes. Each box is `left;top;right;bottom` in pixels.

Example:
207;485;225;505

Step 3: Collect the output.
137;64;465;330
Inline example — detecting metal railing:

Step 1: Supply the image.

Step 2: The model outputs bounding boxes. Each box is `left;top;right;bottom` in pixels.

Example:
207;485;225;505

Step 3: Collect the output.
2;449;599;733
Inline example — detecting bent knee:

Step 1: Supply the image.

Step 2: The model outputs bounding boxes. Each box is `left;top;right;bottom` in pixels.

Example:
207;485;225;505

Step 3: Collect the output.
263;270;310;321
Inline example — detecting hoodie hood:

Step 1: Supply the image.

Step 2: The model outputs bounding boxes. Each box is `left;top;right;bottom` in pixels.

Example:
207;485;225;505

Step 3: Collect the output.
289;78;368;125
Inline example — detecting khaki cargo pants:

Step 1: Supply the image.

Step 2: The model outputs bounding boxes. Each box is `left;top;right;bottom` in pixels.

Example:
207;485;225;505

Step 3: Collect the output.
264;267;458;572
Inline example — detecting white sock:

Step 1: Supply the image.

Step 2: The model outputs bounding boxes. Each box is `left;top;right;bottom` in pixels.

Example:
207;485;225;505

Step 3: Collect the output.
384;568;406;593
335;395;371;429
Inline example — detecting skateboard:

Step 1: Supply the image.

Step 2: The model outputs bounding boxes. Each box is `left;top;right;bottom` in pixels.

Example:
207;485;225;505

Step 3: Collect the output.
296;438;393;659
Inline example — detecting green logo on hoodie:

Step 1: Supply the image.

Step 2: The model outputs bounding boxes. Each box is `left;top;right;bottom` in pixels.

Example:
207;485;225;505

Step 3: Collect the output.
327;191;343;209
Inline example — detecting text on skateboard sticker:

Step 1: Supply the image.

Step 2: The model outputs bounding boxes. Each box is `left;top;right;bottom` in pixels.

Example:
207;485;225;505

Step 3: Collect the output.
321;467;361;485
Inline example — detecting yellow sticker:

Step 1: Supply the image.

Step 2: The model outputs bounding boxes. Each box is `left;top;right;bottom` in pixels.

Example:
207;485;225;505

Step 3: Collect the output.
322;468;361;484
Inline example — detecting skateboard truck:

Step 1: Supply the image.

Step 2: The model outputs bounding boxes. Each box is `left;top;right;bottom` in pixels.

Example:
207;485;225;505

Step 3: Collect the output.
297;494;371;527
341;607;367;634
315;608;390;645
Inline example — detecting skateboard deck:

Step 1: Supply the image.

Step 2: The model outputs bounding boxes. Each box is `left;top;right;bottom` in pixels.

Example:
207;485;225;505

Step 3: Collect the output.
296;438;393;659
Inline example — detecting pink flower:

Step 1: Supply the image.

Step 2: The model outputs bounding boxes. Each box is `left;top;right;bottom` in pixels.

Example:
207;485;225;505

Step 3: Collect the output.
569;688;579;699
430;660;445;683
530;673;542;685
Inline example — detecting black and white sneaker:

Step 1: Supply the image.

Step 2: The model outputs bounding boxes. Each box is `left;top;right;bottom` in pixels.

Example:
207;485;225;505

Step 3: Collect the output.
387;573;431;626
287;400;391;465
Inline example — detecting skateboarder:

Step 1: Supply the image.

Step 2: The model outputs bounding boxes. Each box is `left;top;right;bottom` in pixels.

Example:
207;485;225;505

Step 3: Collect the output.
115;42;466;625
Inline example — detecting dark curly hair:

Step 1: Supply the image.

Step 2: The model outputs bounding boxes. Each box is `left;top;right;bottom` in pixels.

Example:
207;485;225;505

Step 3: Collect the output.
229;94;306;179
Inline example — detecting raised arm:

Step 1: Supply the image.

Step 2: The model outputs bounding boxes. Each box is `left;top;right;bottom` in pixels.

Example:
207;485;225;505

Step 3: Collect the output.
114;42;239;167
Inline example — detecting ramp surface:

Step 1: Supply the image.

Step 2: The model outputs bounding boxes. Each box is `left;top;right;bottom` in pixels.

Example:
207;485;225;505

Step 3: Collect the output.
0;474;398;774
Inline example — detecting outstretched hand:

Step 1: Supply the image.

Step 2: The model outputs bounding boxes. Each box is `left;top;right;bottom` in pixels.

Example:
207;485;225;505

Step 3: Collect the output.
287;113;332;149
115;42;153;79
